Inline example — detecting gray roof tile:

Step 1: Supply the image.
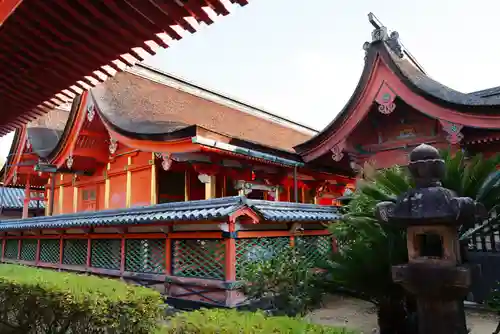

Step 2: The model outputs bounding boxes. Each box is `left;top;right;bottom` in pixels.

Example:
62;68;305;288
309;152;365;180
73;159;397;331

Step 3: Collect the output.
0;196;340;231
0;187;45;210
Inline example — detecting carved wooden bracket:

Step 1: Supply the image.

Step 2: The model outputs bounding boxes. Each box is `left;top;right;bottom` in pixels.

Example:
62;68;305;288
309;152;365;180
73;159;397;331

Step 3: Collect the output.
330;141;346;162
66;155;74;169
439;120;464;144
109;138;118;155
375;82;397;114
155;152;173;171
87;103;95;122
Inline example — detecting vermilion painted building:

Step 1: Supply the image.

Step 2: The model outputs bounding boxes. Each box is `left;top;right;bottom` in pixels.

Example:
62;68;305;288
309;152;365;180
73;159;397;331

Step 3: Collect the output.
295;18;500;173
0;64;348;307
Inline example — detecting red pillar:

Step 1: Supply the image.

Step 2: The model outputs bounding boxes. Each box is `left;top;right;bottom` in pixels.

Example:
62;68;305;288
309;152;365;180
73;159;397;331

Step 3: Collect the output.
22;174;31;219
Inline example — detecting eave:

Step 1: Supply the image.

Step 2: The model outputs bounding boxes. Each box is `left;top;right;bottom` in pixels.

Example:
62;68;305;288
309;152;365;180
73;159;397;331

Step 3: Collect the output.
0;0;248;136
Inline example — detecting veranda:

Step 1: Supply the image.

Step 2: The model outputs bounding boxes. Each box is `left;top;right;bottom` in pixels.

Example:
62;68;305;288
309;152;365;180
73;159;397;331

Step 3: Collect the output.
0;196;339;307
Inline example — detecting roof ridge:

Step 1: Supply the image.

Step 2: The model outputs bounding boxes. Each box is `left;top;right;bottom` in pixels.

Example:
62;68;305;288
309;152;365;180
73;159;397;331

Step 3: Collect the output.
127;63;319;136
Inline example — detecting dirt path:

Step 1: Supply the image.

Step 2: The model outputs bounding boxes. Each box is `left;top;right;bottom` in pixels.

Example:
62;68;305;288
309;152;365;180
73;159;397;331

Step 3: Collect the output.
307;295;499;333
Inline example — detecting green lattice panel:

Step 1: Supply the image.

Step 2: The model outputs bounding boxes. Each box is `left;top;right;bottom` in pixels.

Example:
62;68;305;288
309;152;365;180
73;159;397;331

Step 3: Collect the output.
235;237;290;279
296;235;332;266
4;240;18;260
40;239;60;264
91;239;121;270
125;239;165;274
63;239;88;266
173;239;224;280
20;239;37;262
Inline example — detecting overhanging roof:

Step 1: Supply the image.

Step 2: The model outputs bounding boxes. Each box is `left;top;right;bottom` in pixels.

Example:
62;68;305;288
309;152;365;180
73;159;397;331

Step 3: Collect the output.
0;196;341;231
0;0;248;136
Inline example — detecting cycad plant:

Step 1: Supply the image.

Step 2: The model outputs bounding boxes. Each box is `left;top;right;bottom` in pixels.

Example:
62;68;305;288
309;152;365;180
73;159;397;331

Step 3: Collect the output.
327;150;500;334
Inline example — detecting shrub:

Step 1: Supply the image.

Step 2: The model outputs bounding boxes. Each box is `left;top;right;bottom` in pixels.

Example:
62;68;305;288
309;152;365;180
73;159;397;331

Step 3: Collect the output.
165;309;355;333
241;246;325;316
0;264;164;333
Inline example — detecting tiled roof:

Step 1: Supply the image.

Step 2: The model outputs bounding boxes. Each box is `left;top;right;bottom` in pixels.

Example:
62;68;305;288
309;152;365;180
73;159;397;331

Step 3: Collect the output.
91;68;314;152
0;187;45;210
0;197;340;231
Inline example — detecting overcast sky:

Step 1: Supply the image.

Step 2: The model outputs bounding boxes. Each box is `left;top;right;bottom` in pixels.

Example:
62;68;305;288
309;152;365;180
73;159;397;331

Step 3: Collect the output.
2;0;500;159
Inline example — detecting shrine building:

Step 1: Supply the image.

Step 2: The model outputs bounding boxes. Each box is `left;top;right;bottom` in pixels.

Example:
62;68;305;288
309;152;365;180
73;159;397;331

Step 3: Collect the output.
295;15;500;173
0;64;349;307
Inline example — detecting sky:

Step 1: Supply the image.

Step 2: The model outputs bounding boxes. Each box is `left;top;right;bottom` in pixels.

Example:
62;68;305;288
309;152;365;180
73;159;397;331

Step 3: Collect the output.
2;0;500;159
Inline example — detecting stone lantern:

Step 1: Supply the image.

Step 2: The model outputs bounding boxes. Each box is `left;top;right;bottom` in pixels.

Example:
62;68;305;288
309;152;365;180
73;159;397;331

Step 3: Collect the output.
375;144;483;334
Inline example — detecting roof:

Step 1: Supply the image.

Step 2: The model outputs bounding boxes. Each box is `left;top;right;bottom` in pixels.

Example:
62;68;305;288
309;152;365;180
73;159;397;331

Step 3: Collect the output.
91;64;315;151
294;21;500;158
0;0;248;136
0;187;45;210
0;196;340;231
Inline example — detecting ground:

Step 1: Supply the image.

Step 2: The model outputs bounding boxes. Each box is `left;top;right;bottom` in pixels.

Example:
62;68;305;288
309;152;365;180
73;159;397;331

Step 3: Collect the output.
307;295;499;333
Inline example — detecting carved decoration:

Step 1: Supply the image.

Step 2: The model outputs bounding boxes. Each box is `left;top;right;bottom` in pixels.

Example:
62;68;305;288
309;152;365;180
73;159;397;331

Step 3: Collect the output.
160;153;173;171
371;26;388;42
67;155;74;169
375;82;397;114
12;170;17;184
25;138;31;150
87;103;95;122
109;138;118;155
439;120;464;144
330;141;346;162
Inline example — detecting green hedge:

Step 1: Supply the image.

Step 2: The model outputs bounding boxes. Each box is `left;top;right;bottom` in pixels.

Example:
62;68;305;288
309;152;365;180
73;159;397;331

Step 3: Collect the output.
0;264;164;333
165;309;356;333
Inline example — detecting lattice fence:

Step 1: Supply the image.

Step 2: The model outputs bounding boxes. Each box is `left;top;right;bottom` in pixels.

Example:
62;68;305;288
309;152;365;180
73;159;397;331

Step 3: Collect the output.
63;239;88;266
39;239;60;264
20;239;37;262
173;239;225;280
235;237;290;279
296;235;332;266
91;239;121;270
4;240;18;260
125;239;165;274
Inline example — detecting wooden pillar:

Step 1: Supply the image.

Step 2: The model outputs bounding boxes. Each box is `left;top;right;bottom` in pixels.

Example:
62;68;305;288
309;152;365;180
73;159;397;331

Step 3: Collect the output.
58;174;64;214
275;187;280;202
184;170;190;201
104;163;111;209
225;221;236;281
22;174;31;219
35;239;40;263
45;187;51;216
1;239;5;261
73;186;78;213
120;237;126;274
224;220;237;307
165;237;172;275
17;239;21;260
126;157;132;208
59;237;64;265
86;238;91;268
205;175;216;199
150;153;157;205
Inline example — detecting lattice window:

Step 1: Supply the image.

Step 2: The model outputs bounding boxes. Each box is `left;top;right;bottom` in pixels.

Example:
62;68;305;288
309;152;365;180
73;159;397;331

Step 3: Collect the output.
125;239;166;274
20;239;37;262
296;235;332;266
4;240;18;260
91;239;121;270
63;239;88;266
173;239;225;280
235;237;290;279
39;239;60;264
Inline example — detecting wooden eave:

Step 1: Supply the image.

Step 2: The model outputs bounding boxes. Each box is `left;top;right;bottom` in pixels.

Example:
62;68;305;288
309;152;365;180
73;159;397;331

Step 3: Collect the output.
295;42;500;163
0;0;248;136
